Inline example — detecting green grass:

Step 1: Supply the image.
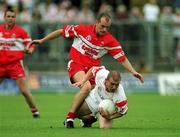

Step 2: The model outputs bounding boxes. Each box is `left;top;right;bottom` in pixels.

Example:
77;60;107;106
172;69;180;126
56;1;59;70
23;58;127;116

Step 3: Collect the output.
0;93;180;137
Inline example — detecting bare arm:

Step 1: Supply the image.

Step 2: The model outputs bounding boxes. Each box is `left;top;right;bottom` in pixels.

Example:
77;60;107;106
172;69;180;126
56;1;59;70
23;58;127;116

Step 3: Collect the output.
99;107;125;120
121;57;144;83
32;29;63;44
26;29;63;53
109;112;123;120
121;57;136;73
99;105;128;120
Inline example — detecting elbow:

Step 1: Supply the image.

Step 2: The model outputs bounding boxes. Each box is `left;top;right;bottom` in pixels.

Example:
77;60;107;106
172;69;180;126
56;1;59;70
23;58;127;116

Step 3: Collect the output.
59;29;64;36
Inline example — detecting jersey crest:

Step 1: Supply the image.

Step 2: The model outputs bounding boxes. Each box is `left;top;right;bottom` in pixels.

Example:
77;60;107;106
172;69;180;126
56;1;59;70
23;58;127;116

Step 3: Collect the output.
86;35;91;41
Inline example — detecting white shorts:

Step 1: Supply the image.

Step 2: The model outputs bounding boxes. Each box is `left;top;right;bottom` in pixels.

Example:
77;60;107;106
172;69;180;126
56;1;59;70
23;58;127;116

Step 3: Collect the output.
85;87;102;116
85;96;100;116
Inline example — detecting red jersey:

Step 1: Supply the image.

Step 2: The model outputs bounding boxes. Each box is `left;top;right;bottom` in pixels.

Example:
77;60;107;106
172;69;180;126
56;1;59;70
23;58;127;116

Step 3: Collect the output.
0;24;32;65
62;24;126;68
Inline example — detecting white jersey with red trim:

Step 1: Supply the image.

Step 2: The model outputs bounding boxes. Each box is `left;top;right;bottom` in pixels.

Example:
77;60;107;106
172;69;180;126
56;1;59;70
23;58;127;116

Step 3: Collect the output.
62;24;126;67
85;66;128;115
0;24;32;65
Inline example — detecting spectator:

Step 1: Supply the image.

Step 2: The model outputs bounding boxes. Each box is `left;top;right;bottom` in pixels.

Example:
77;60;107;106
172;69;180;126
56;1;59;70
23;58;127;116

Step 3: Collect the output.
57;0;78;24
98;2;114;19
18;7;32;22
77;1;95;23
143;0;160;22
129;6;143;22
159;6;174;60
41;0;58;23
116;4;129;21
173;8;180;59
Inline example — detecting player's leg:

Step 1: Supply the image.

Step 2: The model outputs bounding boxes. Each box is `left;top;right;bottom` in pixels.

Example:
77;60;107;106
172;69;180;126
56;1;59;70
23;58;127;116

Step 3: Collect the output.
99;114;113;129
9;61;39;118
80;114;98;128
68;71;92;115
65;71;92;128
64;99;92;128
76;101;97;128
16;77;39;118
76;101;92;118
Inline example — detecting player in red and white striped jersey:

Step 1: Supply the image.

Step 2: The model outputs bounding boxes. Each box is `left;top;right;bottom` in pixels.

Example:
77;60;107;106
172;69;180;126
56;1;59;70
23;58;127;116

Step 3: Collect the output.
0;8;39;118
30;13;144;126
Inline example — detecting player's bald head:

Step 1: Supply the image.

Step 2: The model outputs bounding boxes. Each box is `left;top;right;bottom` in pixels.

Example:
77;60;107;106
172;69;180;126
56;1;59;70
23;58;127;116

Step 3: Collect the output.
95;12;111;36
107;71;121;82
96;12;111;24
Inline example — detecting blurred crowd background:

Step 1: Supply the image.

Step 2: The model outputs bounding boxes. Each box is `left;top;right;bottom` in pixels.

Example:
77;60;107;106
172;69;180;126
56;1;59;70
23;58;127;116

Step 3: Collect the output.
0;0;180;73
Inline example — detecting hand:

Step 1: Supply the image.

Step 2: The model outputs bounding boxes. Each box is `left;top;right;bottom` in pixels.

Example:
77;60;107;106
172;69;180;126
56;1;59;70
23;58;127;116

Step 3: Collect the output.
25;43;36;54
99;107;111;119
72;81;85;88
25;46;34;54
31;39;43;45
25;39;43;54
133;72;144;83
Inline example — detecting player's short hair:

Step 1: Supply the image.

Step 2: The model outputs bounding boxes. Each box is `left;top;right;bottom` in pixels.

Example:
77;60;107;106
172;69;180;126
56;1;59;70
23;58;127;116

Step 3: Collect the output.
4;7;16;16
96;12;111;22
107;71;121;82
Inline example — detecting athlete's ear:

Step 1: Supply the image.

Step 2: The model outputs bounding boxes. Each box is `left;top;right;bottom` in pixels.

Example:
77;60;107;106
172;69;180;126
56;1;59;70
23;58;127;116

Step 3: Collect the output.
104;79;108;85
96;19;101;24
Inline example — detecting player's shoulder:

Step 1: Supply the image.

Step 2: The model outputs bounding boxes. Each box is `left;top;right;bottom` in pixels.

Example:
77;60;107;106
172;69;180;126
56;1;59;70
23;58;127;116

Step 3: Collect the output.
14;24;27;32
14;24;24;30
93;66;109;77
77;24;94;30
103;32;116;40
116;84;126;96
102;32;121;48
0;24;3;28
0;24;5;30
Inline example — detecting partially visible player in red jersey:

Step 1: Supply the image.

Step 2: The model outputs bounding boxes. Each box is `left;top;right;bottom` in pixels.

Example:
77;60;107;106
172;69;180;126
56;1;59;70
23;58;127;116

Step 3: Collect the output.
0;8;39;118
30;12;144;126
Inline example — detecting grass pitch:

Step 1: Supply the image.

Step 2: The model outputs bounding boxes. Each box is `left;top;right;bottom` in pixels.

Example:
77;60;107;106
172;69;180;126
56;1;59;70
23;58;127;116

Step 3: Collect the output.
0;92;180;137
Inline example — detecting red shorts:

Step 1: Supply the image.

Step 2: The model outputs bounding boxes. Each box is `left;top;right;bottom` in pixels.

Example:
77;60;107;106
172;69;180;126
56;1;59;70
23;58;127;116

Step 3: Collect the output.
67;60;95;85
0;61;25;80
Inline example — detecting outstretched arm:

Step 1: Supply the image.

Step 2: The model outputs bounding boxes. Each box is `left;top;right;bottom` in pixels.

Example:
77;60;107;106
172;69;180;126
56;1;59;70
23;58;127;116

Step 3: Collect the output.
26;29;63;53
28;29;63;46
121;57;144;83
33;29;63;44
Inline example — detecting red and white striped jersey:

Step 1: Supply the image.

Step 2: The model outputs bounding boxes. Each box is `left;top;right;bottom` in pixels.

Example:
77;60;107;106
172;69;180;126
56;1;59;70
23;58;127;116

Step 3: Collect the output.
86;66;128;115
0;24;32;65
62;24;126;67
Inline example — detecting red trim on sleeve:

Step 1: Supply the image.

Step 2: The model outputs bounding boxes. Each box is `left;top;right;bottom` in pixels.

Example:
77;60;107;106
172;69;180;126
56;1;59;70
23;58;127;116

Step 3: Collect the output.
116;100;128;108
93;67;103;76
62;25;67;38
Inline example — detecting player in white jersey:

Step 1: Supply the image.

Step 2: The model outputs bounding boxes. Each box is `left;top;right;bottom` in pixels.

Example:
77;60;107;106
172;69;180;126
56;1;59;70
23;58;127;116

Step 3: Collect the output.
72;66;128;128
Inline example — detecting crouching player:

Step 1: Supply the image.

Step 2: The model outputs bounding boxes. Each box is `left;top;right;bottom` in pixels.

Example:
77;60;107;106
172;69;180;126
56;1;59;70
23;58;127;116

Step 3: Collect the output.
68;66;128;128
